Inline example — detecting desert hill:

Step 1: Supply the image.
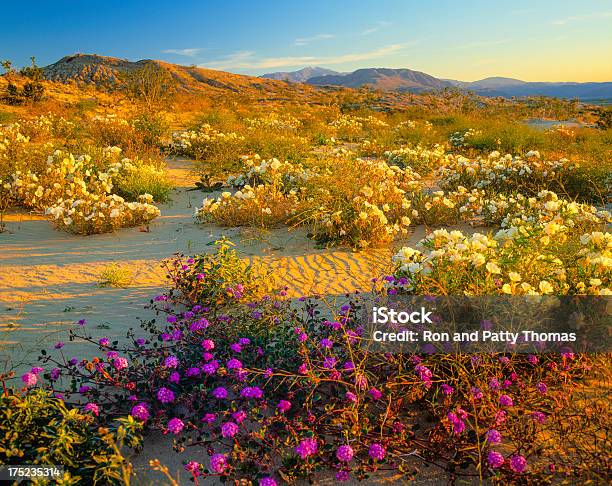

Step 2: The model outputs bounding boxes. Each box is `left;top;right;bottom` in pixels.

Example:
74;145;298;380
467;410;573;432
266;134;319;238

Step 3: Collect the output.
41;53;307;97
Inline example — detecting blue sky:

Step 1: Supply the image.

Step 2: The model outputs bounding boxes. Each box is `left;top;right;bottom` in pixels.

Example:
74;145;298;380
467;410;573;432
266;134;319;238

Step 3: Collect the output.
2;0;611;81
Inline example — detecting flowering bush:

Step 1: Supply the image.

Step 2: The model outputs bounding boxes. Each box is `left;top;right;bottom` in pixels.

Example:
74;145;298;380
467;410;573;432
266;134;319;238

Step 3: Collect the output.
170;125;245;161
112;158;172;202
244;113;301;131
329;114;388;141
0;121;54;176
196;153;421;249
196;185;302;228
436;150;600;200
22;240;609;484
226;155;318;190
392;225;610;295
46;193;160;234
162;238;276;307
449;128;483;147
304;157;420;248
385;144;448;174
87;113;165;157
13;113;78;143
470;190;611;231
409;187;479;226
6;148;160;234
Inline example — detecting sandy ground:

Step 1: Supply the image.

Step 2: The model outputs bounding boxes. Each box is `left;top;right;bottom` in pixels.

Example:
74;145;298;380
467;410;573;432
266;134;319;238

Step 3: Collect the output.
0;158;410;375
0;157;464;484
0;157;484;485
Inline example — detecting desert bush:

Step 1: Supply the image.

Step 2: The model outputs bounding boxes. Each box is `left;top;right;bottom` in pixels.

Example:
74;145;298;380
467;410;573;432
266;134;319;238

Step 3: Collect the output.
196;155;312;228
196;184;302;228
86;114;163;159
6;148;161;234
46;193;160;235
470;190;611;231
392;226;610;295
411;187;611;230
385;144;448;174
18;113;79;141
123;61;176;110
436;150;601;200
409;187;478;226
196;153;421;249
26;244;610;484
594;107;612;129
329;114;388;142
301;157;419;248
113;158;172;202
244;113;301;131
0;386;142;485
131;112;170;148
244;131;311;163
227;155;318;190
163;238;276;308
0;122;54;176
2;57;46;104
0;111;16;124
170;125;246;184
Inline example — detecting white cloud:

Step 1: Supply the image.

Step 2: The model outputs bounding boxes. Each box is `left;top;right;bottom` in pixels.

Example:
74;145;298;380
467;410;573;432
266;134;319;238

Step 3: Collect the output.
162;48;206;57
200;43;410;71
294;33;334;46
552;11;612;25
361;21;391;36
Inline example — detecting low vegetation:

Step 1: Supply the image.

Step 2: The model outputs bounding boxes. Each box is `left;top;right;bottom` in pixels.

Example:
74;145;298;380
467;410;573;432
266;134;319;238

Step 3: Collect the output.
98;263;133;288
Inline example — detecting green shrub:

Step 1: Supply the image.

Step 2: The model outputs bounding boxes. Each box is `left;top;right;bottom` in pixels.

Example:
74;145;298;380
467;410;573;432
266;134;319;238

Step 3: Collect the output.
114;159;173;202
0;111;16;124
0;388;142;485
98;263;133;288
131;113;169;148
245;130;311;162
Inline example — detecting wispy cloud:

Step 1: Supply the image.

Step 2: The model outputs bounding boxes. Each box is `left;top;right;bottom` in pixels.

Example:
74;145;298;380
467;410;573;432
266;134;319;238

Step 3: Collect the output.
361;21;391;35
203;50;256;68
201;43;412;71
294;33;334;46
551;11;612;25
162;48;206;57
452;38;512;50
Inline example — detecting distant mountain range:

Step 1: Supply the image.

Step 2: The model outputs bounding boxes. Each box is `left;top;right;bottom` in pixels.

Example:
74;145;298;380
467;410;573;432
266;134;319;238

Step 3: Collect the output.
261;66;339;83
261;67;612;100
13;54;610;101
307;68;450;93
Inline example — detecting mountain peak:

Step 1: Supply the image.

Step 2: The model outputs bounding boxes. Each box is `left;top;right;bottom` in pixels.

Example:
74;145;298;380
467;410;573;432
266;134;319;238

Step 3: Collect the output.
260;66;340;83
306;67;452;92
